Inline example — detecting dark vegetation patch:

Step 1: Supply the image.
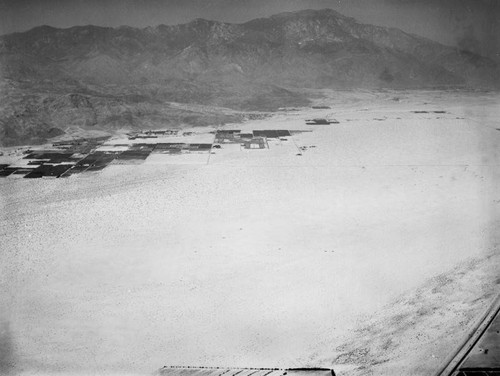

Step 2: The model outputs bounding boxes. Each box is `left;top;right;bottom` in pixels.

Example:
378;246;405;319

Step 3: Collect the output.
115;150;152;160
24;164;71;178
12;168;34;175
8;138;120;177
216;130;241;134
0;168;17;177
153;143;212;153
24;151;73;160
189;143;212;150
154;143;185;152
253;130;291;138
305;119;339;124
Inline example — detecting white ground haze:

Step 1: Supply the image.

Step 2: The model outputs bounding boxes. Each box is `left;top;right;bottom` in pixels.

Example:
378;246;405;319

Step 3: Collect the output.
0;90;499;375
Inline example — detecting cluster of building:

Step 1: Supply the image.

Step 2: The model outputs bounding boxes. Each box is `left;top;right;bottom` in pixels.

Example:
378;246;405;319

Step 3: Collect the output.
214;129;292;149
127;129;180;139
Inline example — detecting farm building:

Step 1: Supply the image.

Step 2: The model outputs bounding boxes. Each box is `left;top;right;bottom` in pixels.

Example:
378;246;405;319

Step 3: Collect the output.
243;137;267;149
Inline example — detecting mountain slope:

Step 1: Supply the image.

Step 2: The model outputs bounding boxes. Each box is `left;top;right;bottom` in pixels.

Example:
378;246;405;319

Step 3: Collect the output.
0;9;499;146
2;9;498;89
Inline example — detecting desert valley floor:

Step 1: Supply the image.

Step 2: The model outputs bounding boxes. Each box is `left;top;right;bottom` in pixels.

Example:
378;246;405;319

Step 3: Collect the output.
1;90;499;376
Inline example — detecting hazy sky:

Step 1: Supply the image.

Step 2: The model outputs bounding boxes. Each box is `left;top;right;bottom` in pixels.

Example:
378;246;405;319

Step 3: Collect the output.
1;0;499;59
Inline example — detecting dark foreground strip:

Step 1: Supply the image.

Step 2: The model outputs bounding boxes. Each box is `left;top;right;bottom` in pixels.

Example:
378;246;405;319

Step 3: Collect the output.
156;367;335;376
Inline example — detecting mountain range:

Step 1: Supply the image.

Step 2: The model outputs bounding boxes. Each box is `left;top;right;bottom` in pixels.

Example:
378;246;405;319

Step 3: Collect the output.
1;9;499;146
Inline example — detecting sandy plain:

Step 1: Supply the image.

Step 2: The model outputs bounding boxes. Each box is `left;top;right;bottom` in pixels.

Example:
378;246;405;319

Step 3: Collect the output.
0;90;499;376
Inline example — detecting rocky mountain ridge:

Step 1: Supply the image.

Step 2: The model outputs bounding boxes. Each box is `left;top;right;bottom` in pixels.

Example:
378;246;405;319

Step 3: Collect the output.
1;9;498;146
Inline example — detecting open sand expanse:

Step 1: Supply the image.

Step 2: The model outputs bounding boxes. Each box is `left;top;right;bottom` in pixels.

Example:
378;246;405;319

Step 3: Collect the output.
1;90;499;376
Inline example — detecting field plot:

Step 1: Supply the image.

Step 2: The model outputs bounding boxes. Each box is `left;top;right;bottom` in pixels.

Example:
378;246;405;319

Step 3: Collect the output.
0;131;217;177
0;91;499;376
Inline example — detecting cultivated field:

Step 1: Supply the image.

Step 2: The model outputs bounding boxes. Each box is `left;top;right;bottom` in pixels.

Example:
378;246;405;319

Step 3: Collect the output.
0;90;499;376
